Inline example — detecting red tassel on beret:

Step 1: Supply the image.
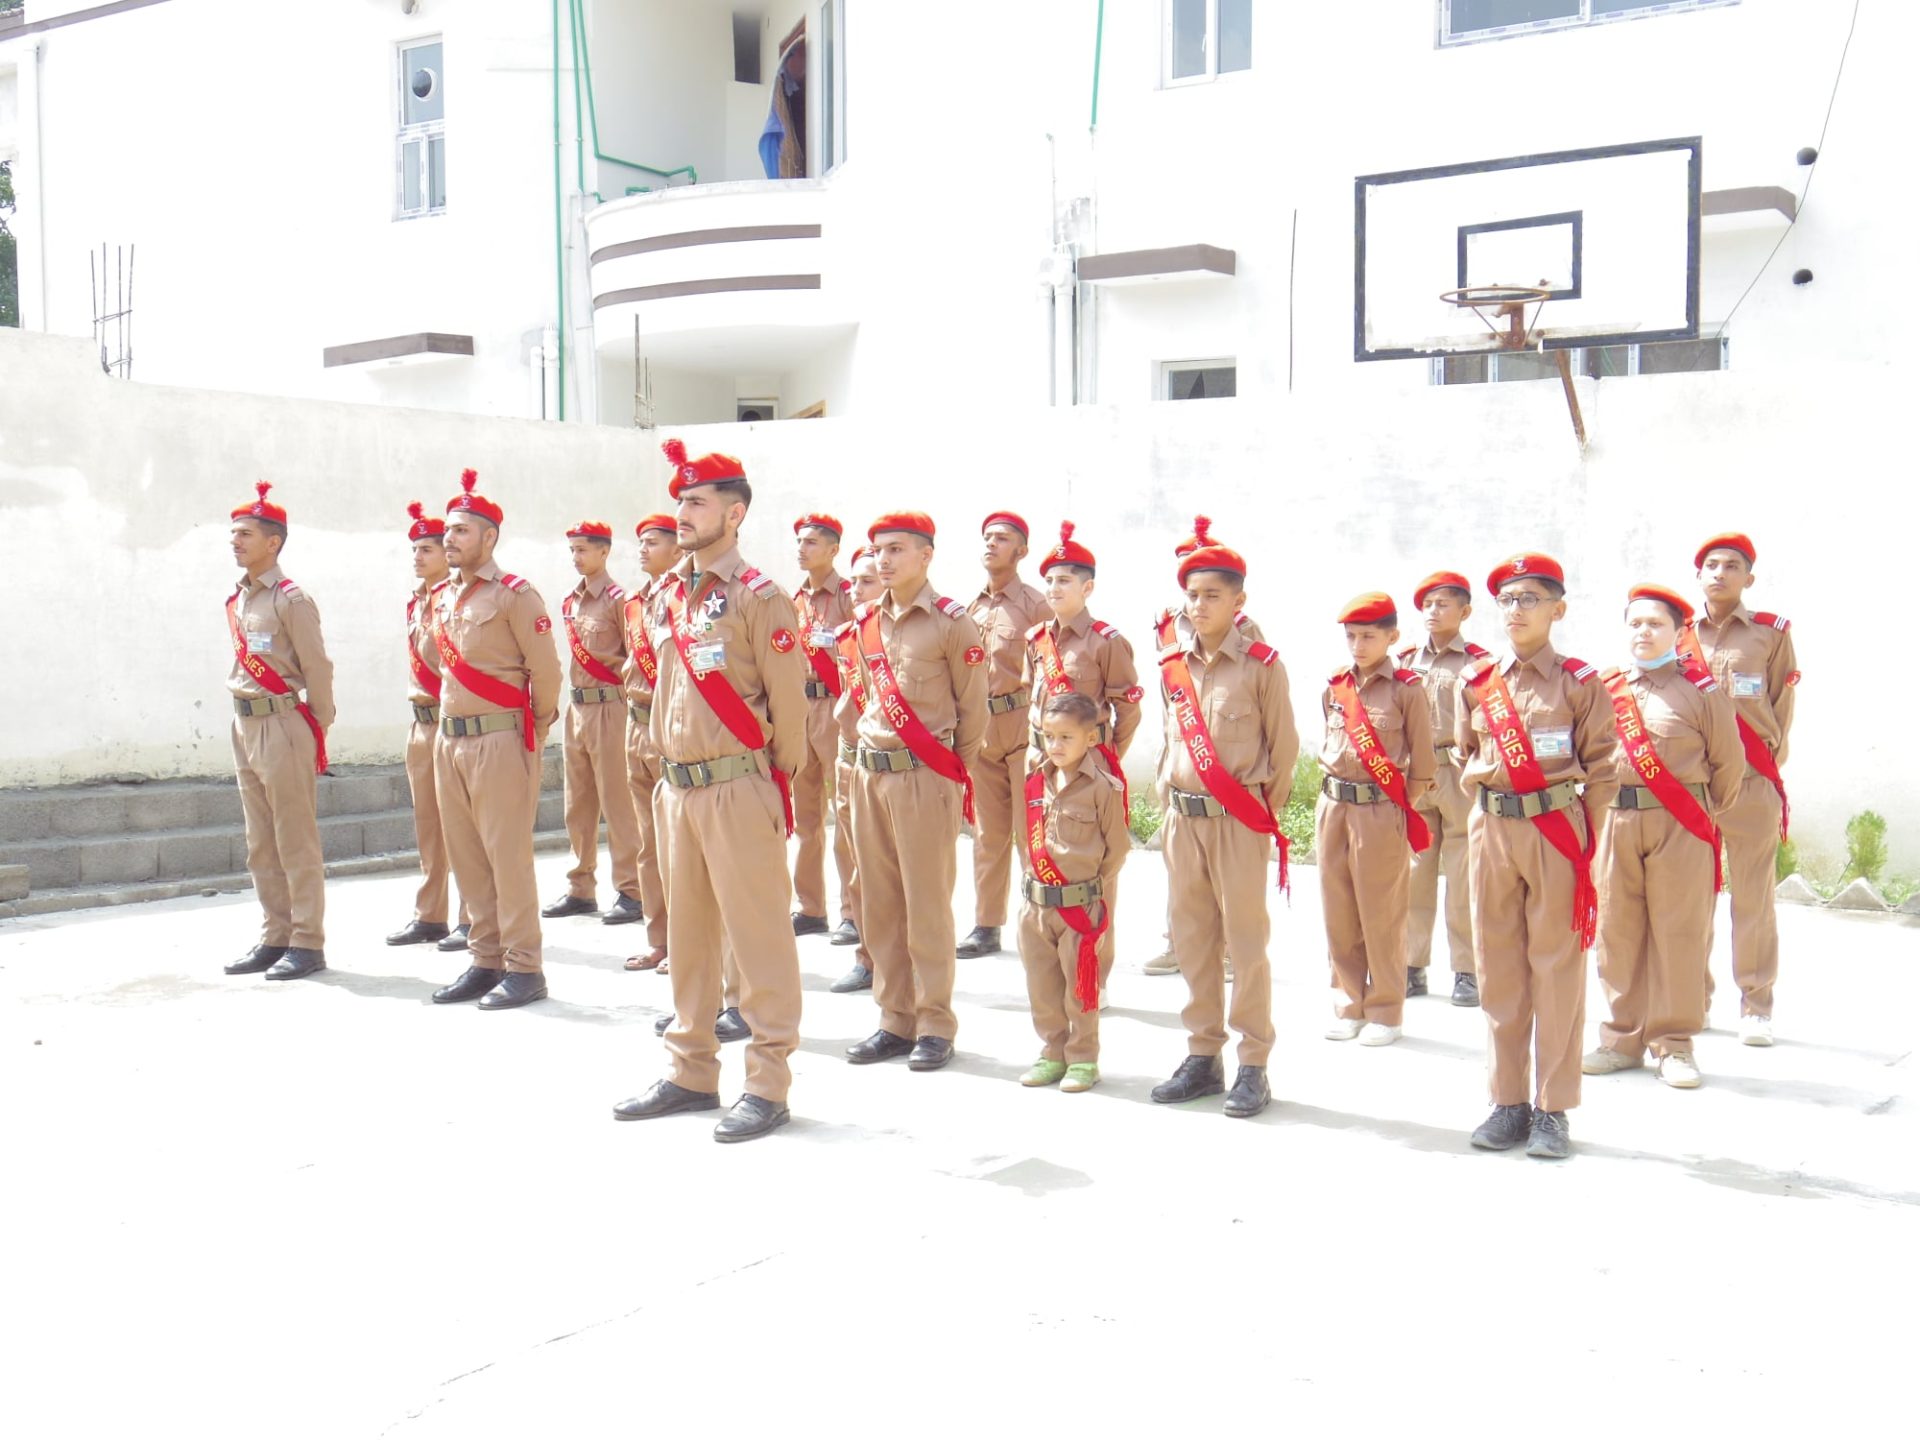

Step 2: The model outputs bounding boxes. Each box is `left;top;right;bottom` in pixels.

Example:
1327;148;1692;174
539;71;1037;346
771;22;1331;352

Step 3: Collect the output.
231;479;289;525
1039;519;1097;576
662;437;749;499
405;500;445;541
446;467;505;527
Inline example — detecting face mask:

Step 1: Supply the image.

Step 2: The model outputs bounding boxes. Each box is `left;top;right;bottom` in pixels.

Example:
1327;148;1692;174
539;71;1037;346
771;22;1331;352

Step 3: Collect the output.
1639;648;1678;669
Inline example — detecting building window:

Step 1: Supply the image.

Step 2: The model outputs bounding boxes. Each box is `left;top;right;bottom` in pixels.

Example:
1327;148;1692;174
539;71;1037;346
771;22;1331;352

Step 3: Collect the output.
1440;0;1738;47
1164;0;1252;86
1431;334;1727;384
396;38;446;219
1162;360;1237;400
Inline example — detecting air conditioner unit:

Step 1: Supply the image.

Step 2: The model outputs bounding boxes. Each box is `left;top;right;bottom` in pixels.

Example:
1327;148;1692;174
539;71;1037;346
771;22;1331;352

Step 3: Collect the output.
736;398;779;423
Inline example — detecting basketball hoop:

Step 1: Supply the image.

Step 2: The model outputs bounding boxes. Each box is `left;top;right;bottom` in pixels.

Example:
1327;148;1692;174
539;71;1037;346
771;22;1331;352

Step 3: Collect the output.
1438;284;1554;351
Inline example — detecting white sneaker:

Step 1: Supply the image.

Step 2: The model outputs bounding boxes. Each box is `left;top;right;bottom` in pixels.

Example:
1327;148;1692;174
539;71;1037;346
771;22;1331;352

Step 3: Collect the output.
1142;951;1180;976
1358;1023;1402;1047
1325;1017;1364;1041
1658;1052;1703;1088
1581;1046;1643;1076
1739;1014;1774;1047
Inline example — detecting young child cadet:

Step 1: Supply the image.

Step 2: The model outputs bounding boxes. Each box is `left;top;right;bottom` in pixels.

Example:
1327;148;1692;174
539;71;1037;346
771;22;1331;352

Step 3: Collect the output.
1456;554;1618;1160
1025;522;1142;800
1585;584;1742;1089
1318;593;1435;1047
1017;691;1130;1093
1149;537;1299;1120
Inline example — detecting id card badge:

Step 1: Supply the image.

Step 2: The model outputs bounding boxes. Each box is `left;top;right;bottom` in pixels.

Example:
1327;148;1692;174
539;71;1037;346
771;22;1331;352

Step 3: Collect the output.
246;632;274;654
689;641;728;675
1731;672;1765;699
810;625;837;649
1532;726;1574;760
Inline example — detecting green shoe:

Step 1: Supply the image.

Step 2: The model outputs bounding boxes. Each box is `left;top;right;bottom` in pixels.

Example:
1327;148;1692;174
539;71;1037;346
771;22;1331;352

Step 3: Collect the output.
1060;1063;1100;1093
1020;1059;1068;1088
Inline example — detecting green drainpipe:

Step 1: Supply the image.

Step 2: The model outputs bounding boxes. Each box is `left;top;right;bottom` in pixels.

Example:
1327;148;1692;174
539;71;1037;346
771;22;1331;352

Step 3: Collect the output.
570;0;698;196
551;0;566;420
1090;0;1105;130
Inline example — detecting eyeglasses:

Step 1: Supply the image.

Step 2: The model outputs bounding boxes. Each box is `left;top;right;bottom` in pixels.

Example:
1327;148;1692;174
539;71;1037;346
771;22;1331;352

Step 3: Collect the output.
1494;592;1548;612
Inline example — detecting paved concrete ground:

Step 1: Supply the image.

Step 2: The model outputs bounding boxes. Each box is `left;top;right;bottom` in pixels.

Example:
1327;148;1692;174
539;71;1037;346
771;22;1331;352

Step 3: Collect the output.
2;847;1913;1438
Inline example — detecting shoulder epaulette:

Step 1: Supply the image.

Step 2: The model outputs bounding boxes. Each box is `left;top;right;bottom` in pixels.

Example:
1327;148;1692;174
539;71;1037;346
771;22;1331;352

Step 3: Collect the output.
1394;668;1421;686
1395;646;1416;663
1465;656;1498;682
1152;606;1175;629
1091;619;1120;639
1464;642;1492;659
1026;620;1049;643
430;578;450;595
935;595;968;620
606;583;627;603
497;572;530;593
1561;656;1597;684
1752;611;1790;631
1234;610;1253;631
1248;642;1279;668
1689;668;1720;693
1098;770;1126;795
737;566;780;597
274;578;305;600
838;578;853;594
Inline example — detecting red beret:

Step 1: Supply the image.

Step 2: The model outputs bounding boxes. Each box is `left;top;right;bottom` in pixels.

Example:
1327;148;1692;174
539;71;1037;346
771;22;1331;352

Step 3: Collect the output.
566;521;614;541
446;468;503;527
1694;532;1756;569
982;511;1029;539
1338;591;1398;625
1413;571;1473;609
231;480;288;526
1486;552;1565;596
794;512;844;539
1627;582;1695;623
634;513;678;538
849;545;874;568
404;501;444;542
1038;520;1097;576
869;511;937;543
661;437;747;499
1178;543;1247;588
1173;514;1222;559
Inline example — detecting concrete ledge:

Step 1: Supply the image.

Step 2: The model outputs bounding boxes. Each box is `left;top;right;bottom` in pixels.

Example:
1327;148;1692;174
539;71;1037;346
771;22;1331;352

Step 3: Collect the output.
0;864;27;903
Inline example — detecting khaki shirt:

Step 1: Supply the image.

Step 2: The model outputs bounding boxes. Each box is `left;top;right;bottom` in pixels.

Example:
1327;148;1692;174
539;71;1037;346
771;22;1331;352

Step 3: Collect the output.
407;577;450;705
621;572;673;708
1397;633;1488;755
563;571;629;688
1157;626;1300;814
1026;752;1130;894
1454;646;1618;813
1692;603;1798;767
1024;609;1143;759
1319;658;1435;807
434;560;562;734
847;580;989;766
1158;607;1266;648
969;575;1050;699
226;564;336;727
1611;662;1745;815
648;545;809;777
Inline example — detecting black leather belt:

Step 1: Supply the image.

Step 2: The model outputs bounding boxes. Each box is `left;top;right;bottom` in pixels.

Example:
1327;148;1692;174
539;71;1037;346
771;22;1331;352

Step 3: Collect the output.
987;691;1023;715
571;685;620;704
1478;780;1579;819
440;712;520;738
1168;787;1226;818
1615;782;1708;810
412;703;439;726
662;753;760;788
838;739;858;766
628;702;651;726
1023;875;1102;908
804;679;834;700
856;746;923;773
234;695;298;718
1321;775;1384;804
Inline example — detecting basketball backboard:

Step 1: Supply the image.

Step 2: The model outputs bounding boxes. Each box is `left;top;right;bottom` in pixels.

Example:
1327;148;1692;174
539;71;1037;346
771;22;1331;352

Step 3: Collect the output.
1354;137;1701;361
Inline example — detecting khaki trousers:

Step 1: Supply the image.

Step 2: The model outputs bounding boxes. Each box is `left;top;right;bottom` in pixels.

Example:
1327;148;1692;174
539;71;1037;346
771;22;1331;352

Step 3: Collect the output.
792;700;854;920
434;729;543;973
623;718;669;951
231;711;325;949
1596;808;1714;1060
659;773;803;1104
1468;806;1589;1112
405;717;455;925
835;756;875;971
562;698;642;902
1408;759;1474;973
967;708;1029;928
1316;795;1411;1025
1164;809;1275;1067
851;763;962;1041
1712;774;1783;1017
1018;901;1109;1064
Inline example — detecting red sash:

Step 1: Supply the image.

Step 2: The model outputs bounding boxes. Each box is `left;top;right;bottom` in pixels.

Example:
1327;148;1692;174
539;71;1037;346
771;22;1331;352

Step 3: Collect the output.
835;624;868;715
226;588;328;773
1603;669;1724;892
562;594;625;689
1030;624;1128;811
624;591;660;691
665;576;793;836
1676;624;1788;838
405;595;443;702
857;608;977;823
1158;648;1289;893
1329;672;1430;853
434;580;535;752
797;587;844;698
1467;663;1596;948
1024;766;1108;1013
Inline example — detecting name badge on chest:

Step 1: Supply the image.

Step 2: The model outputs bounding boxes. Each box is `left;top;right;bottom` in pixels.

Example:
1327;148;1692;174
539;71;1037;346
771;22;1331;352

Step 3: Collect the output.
810;625;837;649
1731;672;1765;699
689;641;728;675
246;632;274;654
1531;725;1573;759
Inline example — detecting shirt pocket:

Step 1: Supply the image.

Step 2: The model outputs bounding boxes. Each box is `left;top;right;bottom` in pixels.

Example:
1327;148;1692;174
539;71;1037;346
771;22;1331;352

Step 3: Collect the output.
1209;697;1259;741
1047;801;1101;855
901;654;949;705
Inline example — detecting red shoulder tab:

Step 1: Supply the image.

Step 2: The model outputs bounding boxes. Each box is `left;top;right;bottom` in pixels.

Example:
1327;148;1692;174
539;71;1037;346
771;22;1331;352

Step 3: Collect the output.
1561;656;1597;684
1394;668;1421;686
1689;668;1720;692
1752;611;1790;631
1025;620;1049;643
1463;642;1492;659
1394;646;1416;663
738;566;779;597
1465;656;1498;683
1233;610;1253;630
1247;642;1279;668
935;595;969;620
274;577;305;600
1091;619;1119;639
497;572;529;593
606;584;627;603
838;578;852;594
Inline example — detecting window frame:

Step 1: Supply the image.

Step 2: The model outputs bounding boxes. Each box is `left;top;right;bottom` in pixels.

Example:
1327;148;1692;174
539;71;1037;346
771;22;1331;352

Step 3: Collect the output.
1161;0;1251;89
1438;0;1739;49
395;35;447;221
1428;333;1728;384
1159;358;1239;401
818;0;848;173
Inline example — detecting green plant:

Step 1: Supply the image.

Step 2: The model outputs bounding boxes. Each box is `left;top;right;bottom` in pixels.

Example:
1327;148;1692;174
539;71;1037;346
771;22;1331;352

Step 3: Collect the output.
1775;837;1799;883
1842;810;1889;885
1278;755;1322;863
1127;794;1164;847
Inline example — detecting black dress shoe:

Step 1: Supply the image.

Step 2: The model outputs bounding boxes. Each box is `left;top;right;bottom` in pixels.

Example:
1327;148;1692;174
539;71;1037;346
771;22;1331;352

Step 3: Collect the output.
386;919;450;947
955;925;1001;958
1406;966;1429;998
654;1012;672;1036
1223;1064;1271;1119
477;972;548;1010
714;1007;752;1043
224;944;287;975
433;966;504;1004
829;963;873;993
1150;1054;1226;1104
1452;972;1481;1007
907;1036;953;1071
264;948;326;981
828;919;860;947
602;893;644;926
1470;1103;1534;1151
541;894;598;919
436;924;472;953
613;1079;722;1121
714;1094;791;1143
846;1029;915;1064
1526;1108;1573;1159
792;912;830;937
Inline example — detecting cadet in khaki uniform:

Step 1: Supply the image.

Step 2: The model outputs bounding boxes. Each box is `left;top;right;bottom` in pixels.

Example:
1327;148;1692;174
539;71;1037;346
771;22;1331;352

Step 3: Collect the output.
387;501;462;949
842;511;989;1072
544;521;646;926
1399;571;1489;1006
428;470;563;1011
1457;553;1618;1159
1150;540;1299;1120
1584;584;1743;1088
1682;532;1797;1046
827;546;887;993
613;441;807;1142
619;513;680;972
1318;592;1434;1047
961;512;1049;959
222;482;335;982
789;512;857;938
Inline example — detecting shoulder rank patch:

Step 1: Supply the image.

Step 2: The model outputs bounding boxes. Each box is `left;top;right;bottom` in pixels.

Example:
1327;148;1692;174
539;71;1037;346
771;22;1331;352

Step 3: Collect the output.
1689;668;1720;693
274;578;305;600
1752;611;1790;631
1247;642;1278;668
607;584;627;603
1233;611;1252;630
1464;642;1492;659
1394;668;1421;686
935;595;969;621
838;578;852;594
1465;656;1498;682
498;572;530;593
1395;646;1416;663
1091;619;1119;639
1561;656;1597;683
737;566;780;598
